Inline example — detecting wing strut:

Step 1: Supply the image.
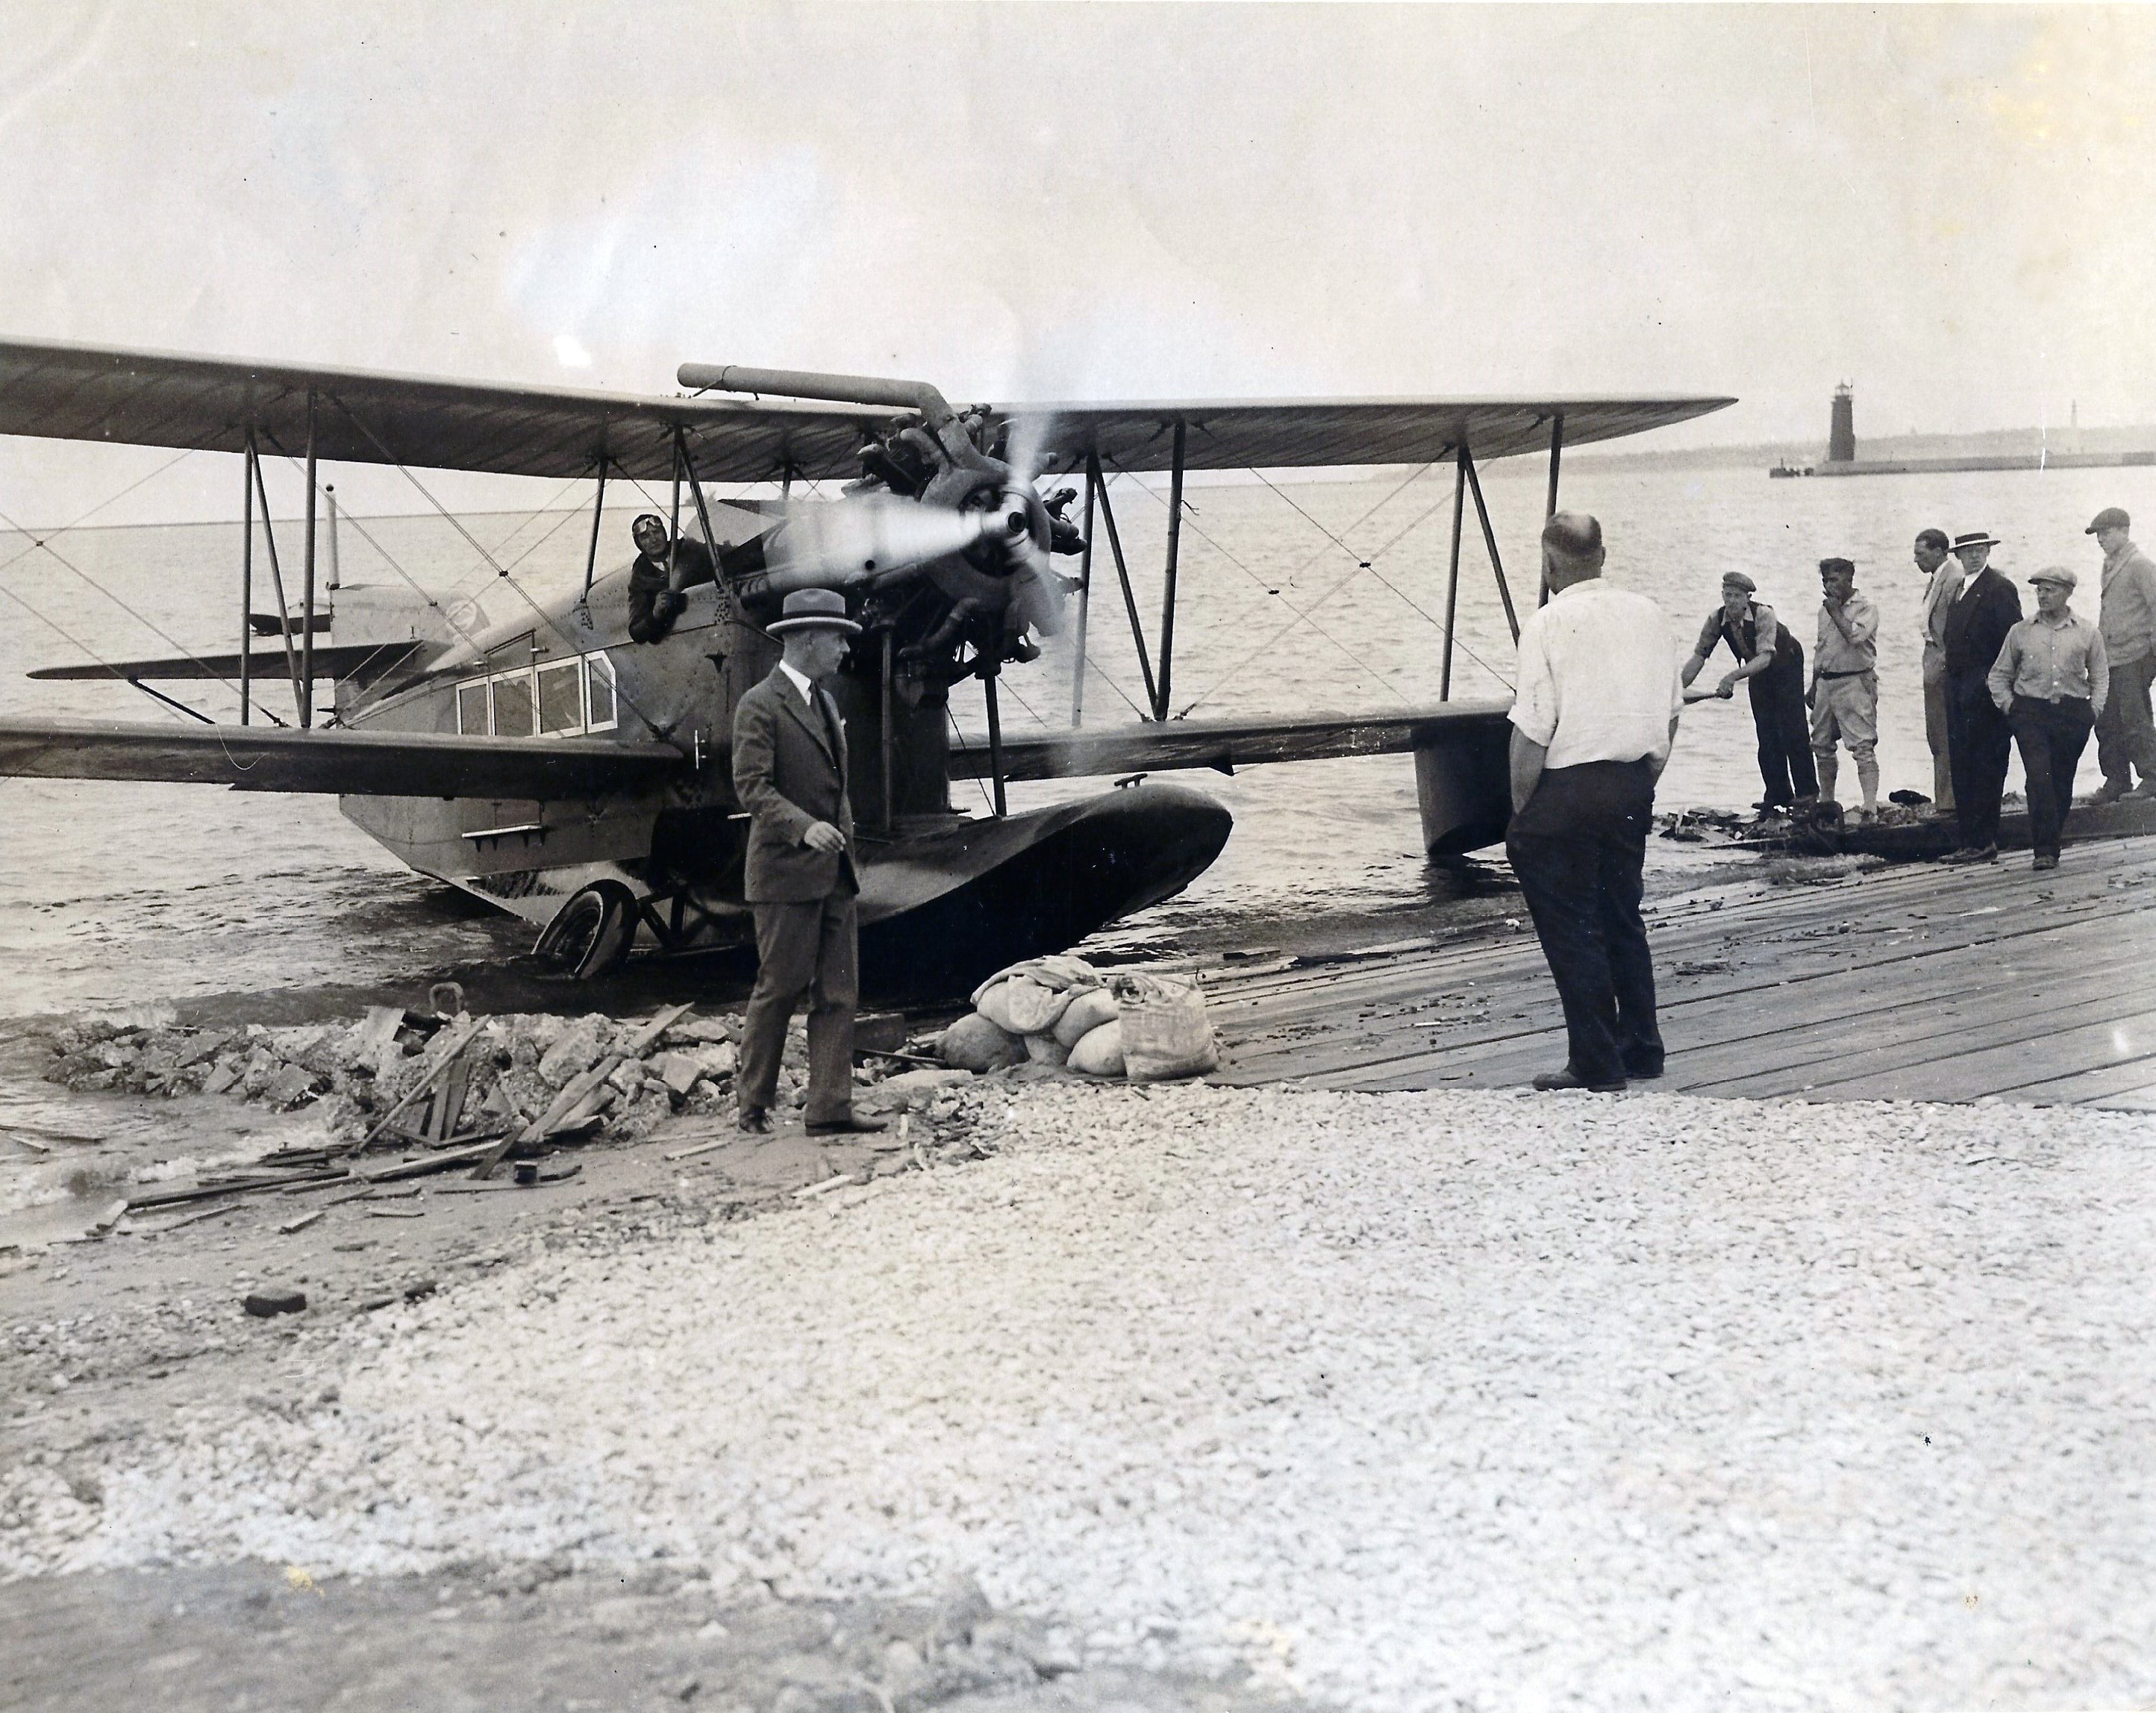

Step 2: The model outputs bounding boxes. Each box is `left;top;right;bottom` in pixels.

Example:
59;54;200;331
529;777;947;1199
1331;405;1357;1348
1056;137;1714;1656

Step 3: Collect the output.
239;430;254;724
1540;412;1565;607
579;455;610;605
1443;446;1469;699
1068;465;1098;727
246;431;307;721
1156;422;1187;721
1088;452;1159;717
301;393;319;727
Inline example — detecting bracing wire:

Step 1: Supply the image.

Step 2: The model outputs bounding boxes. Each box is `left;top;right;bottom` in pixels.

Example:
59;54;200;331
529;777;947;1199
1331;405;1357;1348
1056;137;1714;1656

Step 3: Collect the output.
1170;459;1518;717
1101;459;1420;714
0;578;199;723
1249;467;1515;692
0;446;199;584
945;705;998;813
0;497;258;710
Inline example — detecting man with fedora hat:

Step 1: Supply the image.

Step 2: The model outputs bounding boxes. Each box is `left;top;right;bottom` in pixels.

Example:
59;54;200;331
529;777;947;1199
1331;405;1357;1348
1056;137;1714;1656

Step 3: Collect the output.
1941;530;2023;863
731;587;885;1135
2086;507;2156;802
1989;567;2107;870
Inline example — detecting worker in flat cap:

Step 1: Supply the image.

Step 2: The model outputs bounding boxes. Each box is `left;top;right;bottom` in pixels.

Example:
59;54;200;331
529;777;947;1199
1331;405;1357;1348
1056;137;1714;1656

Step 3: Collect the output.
626;512;717;644
1940;531;2023;862
2085;507;2156;802
1681;570;1818;813
1990;567;2107;870
1809;557;1881;819
731;587;885;1137
1507;512;1685;1093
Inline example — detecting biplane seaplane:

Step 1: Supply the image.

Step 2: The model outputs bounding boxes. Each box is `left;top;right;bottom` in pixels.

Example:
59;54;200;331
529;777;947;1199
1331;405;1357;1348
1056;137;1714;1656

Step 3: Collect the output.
0;337;1731;996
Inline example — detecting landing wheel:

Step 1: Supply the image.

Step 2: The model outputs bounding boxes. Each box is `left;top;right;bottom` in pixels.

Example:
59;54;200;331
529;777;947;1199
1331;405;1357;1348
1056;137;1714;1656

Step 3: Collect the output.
534;882;638;979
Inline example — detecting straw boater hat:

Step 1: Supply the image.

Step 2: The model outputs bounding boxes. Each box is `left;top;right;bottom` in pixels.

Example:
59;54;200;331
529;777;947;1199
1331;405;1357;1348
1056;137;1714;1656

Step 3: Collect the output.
1952;530;2002;552
766;587;860;636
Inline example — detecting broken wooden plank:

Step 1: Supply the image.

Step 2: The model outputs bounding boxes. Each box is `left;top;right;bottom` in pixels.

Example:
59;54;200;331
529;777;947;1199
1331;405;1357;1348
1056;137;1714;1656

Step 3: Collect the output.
351;1017;480;1154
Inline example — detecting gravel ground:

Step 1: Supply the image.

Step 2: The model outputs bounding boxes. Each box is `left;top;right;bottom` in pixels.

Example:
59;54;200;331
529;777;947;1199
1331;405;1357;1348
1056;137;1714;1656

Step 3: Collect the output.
7;1079;2155;1711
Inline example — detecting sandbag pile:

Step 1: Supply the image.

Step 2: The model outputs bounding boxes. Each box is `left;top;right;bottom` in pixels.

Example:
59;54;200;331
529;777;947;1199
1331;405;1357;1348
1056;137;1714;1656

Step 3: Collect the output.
934;957;1219;1082
40;1007;748;1143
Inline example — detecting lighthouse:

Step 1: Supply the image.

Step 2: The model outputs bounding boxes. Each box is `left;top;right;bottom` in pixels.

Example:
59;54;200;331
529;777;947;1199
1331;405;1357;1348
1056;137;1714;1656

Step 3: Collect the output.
1828;383;1855;463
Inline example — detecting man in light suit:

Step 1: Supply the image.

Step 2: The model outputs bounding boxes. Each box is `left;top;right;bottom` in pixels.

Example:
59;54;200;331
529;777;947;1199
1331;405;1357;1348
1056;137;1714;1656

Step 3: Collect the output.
731;587;885;1135
1941;530;2024;864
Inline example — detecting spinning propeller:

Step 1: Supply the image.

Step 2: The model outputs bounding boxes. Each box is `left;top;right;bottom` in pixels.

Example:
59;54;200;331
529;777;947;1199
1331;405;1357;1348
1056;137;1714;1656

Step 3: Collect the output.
677;363;1078;636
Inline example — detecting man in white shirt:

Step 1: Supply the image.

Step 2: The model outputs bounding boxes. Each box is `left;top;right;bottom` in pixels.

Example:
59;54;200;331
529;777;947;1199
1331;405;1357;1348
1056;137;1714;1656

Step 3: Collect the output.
1506;512;1687;1092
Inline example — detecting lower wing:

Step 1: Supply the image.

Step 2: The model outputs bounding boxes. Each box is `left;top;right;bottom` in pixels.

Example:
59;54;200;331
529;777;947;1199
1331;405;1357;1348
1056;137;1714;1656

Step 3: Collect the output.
0;717;688;799
949;701;1513;781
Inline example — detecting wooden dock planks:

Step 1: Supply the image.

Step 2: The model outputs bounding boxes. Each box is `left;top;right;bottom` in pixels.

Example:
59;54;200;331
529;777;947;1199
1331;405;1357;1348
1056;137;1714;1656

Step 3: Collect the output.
1212;834;2156;1108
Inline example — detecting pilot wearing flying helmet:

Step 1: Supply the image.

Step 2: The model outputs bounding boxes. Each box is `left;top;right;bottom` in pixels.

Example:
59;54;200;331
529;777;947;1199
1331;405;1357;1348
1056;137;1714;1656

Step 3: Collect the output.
625;514;717;643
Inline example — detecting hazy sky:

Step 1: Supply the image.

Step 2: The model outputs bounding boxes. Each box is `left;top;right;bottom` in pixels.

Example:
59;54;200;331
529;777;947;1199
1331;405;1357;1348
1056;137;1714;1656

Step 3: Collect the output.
3;3;2152;522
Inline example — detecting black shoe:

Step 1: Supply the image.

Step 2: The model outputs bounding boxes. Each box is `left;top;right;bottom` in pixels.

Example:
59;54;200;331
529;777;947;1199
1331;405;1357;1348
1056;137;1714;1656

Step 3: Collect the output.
1622;1054;1666;1080
2094;779;2131;805
804;1112;887;1135
736;1105;773;1135
1531;1067;1627;1093
2032;852;2059;871
1942;844;1997;865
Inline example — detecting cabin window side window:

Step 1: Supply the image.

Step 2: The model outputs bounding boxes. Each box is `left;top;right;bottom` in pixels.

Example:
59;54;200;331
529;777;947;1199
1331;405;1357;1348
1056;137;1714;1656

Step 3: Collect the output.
584;652;617;731
456;681;488;736
492;670;535;737
537;661;582;735
486;634;537;738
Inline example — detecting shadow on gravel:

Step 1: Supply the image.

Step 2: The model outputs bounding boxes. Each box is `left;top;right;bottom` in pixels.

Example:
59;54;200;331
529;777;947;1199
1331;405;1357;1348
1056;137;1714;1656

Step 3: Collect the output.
0;1560;1312;1713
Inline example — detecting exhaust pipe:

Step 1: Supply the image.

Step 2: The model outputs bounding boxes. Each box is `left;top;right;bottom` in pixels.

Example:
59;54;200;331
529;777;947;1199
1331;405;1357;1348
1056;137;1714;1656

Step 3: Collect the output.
677;364;957;433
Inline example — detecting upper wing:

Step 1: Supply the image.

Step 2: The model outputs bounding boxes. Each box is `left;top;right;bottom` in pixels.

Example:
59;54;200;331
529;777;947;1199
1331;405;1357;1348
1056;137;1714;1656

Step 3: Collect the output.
951;702;1513;782
0;337;1732;482
0;337;887;483
0;717;687;798
988;397;1737;475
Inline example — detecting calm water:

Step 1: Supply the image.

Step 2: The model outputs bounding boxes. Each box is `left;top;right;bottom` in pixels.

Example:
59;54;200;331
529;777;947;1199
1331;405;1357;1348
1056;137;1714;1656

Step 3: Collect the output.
2;458;2145;1018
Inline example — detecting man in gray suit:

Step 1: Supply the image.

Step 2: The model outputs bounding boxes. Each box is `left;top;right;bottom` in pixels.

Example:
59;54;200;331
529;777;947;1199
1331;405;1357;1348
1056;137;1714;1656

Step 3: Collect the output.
731;587;885;1135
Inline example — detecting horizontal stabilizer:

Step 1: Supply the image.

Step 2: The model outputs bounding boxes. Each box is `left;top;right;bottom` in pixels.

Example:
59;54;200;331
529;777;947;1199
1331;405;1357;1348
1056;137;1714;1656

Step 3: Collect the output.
29;641;423;682
0;717;689;799
955;702;1513;782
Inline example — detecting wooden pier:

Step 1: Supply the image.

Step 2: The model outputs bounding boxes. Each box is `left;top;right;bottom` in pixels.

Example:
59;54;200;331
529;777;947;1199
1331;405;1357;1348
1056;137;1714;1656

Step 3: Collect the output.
1209;833;2156;1108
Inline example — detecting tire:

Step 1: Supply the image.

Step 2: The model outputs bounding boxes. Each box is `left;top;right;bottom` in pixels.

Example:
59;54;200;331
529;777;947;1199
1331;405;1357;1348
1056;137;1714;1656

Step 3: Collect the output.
534;882;638;979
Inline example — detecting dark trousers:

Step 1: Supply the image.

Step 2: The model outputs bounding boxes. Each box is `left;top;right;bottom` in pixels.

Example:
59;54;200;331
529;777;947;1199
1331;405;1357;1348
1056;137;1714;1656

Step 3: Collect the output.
2093;651;2156;789
1505;759;1663;1085
1948;672;2014;849
2008;695;2094;858
737;892;859;1122
1748;654;1818;805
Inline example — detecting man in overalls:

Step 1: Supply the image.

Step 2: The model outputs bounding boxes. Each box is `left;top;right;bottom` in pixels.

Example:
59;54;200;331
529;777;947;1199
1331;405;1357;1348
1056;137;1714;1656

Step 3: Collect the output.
1681;571;1819;811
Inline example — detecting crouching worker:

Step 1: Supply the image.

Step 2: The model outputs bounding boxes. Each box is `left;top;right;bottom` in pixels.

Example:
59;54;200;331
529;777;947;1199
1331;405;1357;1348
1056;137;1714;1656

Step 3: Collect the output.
1989;567;2107;873
731;588;886;1136
1810;556;1881;820
1682;572;1818;813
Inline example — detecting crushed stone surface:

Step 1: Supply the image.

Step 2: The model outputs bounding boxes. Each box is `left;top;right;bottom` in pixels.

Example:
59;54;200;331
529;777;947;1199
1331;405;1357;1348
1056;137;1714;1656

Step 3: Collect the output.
7;1080;2154;1711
